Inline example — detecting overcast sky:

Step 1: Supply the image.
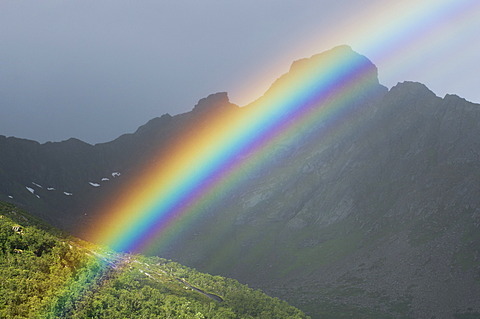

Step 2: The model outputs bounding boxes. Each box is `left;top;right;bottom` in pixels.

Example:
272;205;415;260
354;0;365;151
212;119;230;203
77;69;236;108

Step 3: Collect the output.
1;0;479;144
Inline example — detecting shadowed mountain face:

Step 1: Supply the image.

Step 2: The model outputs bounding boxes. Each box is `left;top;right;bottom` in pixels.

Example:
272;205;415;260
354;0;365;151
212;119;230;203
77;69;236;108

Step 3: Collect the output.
0;92;240;230
1;46;480;318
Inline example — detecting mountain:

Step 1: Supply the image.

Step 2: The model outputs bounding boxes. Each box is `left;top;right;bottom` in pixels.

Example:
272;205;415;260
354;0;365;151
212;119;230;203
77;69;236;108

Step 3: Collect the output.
0;92;240;231
0;200;308;318
1;46;480;318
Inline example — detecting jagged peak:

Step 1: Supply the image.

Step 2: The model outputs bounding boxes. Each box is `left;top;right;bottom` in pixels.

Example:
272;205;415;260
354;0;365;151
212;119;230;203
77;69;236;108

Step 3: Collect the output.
246;46;382;108
192;92;238;112
443;93;470;104
389;81;438;99
289;45;356;72
43;137;93;150
1;135;41;147
63;137;89;144
131;113;174;137
290;45;376;75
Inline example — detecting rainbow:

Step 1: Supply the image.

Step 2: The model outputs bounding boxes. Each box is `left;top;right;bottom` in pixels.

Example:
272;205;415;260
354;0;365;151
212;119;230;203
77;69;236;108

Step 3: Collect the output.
84;0;479;255
37;0;478;314
84;46;380;254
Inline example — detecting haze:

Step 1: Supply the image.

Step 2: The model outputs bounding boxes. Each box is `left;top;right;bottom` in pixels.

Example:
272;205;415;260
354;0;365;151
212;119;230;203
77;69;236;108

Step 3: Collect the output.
1;0;479;144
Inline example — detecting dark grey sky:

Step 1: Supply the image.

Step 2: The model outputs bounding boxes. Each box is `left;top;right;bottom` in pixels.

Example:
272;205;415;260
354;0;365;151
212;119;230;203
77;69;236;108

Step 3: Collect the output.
1;0;479;144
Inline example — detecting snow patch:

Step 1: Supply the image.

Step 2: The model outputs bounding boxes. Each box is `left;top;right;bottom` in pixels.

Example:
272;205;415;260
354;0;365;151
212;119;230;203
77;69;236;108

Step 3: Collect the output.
63;192;73;196
112;172;121;177
47;187;55;191
35;195;40;199
8;195;13;199
89;182;101;187
26;187;35;194
32;182;43;188
101;178;110;181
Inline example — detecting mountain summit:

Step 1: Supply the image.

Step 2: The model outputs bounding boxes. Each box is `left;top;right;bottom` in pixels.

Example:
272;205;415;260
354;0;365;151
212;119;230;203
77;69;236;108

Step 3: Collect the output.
248;45;386;110
193;92;238;113
1;47;480;318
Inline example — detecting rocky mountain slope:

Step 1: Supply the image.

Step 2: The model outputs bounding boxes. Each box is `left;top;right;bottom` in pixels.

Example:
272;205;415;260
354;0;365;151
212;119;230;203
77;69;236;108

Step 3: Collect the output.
1;46;480;318
0;92;240;230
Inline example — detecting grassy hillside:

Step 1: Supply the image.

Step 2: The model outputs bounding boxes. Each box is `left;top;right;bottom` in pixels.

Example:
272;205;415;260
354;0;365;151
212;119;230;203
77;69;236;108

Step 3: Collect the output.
0;201;309;318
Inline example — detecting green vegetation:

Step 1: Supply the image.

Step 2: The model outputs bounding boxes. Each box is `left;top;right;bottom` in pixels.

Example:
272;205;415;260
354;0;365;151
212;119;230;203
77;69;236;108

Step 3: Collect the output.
0;201;308;318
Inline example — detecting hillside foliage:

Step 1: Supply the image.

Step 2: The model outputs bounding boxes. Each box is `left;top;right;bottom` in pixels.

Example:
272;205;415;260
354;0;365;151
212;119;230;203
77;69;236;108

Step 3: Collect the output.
0;201;308;318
